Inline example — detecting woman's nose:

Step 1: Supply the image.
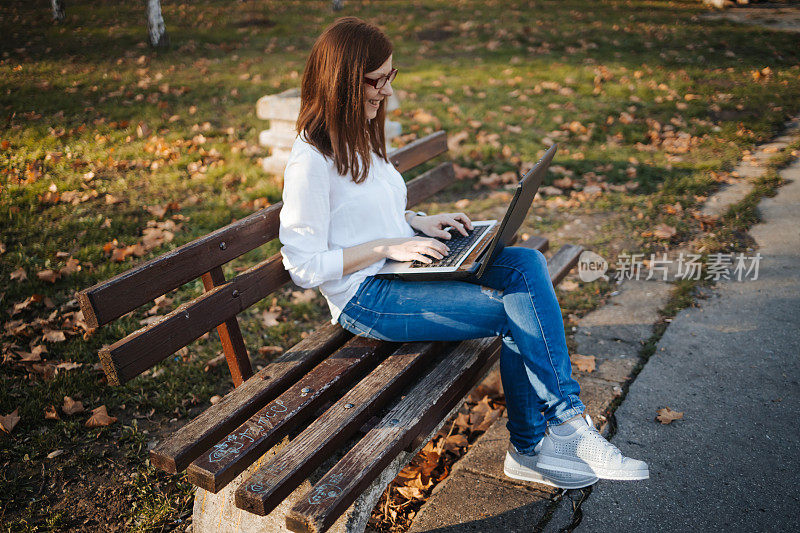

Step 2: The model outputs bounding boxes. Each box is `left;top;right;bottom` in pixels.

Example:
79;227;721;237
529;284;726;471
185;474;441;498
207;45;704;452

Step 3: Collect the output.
380;81;393;97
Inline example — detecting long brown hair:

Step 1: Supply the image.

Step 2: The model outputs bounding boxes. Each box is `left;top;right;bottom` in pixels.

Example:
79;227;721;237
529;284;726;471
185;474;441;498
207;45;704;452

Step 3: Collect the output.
296;16;392;184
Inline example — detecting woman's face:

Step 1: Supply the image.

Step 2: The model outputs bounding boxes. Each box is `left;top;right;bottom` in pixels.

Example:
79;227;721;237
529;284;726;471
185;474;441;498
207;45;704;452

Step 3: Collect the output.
363;54;394;121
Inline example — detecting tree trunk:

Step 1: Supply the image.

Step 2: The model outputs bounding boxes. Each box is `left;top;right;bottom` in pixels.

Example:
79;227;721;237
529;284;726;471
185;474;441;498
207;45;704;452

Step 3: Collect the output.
145;0;170;48
51;0;65;21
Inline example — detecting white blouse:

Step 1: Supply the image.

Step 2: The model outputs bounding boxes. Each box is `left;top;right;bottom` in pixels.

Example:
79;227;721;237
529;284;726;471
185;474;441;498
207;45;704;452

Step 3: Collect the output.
278;133;415;324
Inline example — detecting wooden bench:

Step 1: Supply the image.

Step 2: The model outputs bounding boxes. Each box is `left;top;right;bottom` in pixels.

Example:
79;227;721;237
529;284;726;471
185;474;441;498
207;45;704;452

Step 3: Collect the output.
78;130;583;533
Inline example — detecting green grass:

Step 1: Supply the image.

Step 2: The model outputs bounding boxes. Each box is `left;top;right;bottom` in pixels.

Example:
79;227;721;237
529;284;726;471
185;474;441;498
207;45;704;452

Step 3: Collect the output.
2;0;800;530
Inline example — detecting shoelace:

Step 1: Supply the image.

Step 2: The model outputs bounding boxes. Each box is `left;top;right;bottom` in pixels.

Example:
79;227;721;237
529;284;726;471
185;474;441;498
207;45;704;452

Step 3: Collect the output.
581;415;624;463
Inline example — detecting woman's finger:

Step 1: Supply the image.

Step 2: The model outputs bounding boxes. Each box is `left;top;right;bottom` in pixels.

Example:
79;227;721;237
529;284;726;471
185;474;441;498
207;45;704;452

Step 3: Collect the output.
453;212;473;230
427;239;449;255
447;216;468;236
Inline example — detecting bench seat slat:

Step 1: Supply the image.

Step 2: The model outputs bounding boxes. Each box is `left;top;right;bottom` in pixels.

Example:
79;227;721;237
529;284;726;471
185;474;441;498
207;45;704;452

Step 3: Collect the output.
279;249;573;531
78;131;449;329
279;337;500;531
150;322;352;473
231;341;444;515
186;336;400;492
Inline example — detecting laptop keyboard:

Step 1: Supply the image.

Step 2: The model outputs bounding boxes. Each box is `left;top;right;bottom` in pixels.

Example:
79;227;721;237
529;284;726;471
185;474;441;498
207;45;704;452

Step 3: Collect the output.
410;225;489;268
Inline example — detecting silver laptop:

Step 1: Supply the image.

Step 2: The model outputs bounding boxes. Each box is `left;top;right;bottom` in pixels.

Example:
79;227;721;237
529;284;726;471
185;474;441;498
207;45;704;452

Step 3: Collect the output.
375;144;557;282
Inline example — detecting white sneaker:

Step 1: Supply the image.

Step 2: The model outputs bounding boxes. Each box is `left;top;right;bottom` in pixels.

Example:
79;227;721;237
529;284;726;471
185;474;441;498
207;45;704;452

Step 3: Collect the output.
535;415;649;480
504;442;599;489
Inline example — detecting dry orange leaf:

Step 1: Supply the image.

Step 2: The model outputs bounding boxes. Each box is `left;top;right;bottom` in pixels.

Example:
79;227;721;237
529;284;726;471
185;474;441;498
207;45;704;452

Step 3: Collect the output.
656;407;684;424
42;329;66;342
258;345;284;356
10;267;28;282
0;408;20;434
44;405;60;420
652;223;677;239
19;351;42;363
442;433;469;455
290;289;316;305
395;486;425;500
85;405;117;428
570;354;596;373
62;396;85;415
260;310;281;327
37;269;59;283
60;257;81;276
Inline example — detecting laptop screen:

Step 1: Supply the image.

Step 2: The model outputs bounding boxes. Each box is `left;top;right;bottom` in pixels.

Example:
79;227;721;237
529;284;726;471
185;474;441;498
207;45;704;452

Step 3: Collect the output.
474;144;558;279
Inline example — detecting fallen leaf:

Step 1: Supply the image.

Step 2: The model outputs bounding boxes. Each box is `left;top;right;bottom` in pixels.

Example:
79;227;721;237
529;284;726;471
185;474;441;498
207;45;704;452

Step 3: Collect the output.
31;363;57;380
11;294;43;315
260;310;280;327
19;351;42;362
0;409;21;434
56;361;82;371
47;449;64;459
652;223;677;239
442;433;469;455
258;345;284;356
570;354;596;373
204;353;226;371
62;396;85;415
37;269;59;283
42;329;66;342
396;486;425;500
44;405;60;420
559;280;580;291
290;289;316;305
85;405;117;427
59;257;81;276
656;407;684;424
10;267;28;282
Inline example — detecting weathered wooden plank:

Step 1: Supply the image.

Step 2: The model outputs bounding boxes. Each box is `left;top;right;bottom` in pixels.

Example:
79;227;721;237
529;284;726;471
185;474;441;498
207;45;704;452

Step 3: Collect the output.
282;337;500;531
388;131;448;174
405;162;455;209
201;265;253;386
77;203;282;328
233;341;444;515
186;336;400;493
149;323;352;474
509;233;549;253
547;244;584;286
97;253;288;386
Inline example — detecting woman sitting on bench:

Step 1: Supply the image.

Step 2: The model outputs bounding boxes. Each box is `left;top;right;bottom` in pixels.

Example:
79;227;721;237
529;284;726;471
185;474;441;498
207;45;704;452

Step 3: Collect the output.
278;16;648;489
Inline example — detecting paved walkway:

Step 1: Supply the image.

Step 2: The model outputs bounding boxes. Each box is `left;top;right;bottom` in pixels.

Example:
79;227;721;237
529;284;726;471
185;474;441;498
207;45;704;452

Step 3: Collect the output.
408;150;800;531
574;156;800;532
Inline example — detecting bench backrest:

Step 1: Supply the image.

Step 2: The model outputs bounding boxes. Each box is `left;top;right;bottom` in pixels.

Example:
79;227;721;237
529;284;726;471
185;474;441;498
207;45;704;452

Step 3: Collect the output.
78;131;454;387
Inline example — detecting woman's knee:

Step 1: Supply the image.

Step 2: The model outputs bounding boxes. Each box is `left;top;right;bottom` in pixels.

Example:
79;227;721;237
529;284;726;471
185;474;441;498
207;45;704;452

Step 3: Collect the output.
506;246;548;274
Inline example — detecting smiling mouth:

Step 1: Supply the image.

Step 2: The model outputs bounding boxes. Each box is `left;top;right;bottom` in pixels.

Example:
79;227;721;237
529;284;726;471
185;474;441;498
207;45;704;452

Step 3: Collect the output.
368;99;382;107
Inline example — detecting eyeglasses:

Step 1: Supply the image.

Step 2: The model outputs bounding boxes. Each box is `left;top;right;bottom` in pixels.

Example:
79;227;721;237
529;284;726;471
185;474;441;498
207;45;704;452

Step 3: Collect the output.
363;68;397;89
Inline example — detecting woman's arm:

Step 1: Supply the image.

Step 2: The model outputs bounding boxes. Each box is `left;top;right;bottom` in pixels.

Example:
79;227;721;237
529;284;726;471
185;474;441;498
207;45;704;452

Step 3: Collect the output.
342;236;451;276
342;239;392;276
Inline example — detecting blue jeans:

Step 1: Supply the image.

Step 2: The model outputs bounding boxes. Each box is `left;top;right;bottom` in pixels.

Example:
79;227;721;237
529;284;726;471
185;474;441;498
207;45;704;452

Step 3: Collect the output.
337;246;584;454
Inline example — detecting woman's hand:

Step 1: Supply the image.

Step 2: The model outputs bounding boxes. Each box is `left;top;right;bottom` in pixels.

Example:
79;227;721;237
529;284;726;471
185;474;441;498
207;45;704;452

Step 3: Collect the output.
411;212;474;239
381;237;451;264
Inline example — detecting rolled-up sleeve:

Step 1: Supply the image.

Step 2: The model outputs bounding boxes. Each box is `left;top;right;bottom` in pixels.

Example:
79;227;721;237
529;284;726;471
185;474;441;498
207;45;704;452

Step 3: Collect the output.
279;150;343;289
